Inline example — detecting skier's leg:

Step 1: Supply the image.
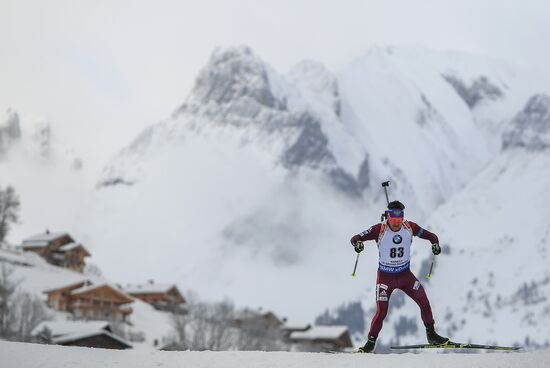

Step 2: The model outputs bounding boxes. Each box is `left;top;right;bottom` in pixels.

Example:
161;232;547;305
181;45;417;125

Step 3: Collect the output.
399;270;448;344
399;270;434;326
367;271;394;338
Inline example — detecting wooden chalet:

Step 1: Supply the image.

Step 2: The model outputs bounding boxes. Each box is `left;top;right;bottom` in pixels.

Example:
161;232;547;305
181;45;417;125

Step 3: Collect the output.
21;231;90;272
123;282;186;313
232;309;285;329
32;320;132;350
288;325;353;352
44;280;134;321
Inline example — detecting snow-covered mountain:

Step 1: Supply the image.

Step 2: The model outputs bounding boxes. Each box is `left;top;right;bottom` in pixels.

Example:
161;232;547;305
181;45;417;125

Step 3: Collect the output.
364;93;550;349
87;47;372;322
98;47;367;196
3;45;550;348
423;94;550;346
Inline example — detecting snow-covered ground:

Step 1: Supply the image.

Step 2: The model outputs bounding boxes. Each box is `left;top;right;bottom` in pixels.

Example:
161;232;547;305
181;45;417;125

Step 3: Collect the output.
0;340;547;368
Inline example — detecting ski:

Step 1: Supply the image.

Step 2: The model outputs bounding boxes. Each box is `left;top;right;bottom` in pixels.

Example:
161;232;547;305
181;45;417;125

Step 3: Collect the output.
324;350;357;354
391;340;520;351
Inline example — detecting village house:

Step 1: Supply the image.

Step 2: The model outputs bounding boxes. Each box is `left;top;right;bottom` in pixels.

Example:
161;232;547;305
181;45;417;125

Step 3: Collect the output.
43;280;134;322
32;320;132;350
20;231;90;272
123;281;186;313
287;325;353;352
232;309;285;329
231;310;352;352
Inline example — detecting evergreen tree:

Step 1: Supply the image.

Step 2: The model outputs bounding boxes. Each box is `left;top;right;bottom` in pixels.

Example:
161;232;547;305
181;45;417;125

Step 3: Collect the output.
0;185;20;242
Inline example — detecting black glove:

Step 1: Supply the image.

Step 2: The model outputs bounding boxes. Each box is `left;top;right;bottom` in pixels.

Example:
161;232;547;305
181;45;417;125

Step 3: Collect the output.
353;241;364;253
431;243;441;255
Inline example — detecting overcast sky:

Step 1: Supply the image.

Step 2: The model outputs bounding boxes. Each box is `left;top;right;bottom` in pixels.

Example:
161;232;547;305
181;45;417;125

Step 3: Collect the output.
1;0;549;167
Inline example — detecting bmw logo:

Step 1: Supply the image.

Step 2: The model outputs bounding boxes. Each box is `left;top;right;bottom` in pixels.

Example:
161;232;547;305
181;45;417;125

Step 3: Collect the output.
393;235;403;244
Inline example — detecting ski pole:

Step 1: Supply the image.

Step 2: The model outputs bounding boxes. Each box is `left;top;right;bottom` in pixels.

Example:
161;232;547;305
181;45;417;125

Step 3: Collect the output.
351;252;360;277
381;181;390;204
381;181;390;221
353;181;390;277
426;254;437;279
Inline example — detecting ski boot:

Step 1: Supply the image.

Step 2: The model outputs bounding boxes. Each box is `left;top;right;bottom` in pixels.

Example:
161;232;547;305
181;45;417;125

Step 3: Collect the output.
425;323;449;345
357;336;377;353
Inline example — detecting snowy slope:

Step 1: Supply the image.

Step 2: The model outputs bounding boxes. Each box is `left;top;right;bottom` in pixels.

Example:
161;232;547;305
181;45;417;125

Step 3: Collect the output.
346;93;550;350
1;340;548;368
339;46;546;215
421;94;550;346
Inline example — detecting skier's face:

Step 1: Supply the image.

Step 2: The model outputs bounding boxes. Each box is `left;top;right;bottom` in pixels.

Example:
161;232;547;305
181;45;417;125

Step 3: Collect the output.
388;216;403;229
387;208;404;229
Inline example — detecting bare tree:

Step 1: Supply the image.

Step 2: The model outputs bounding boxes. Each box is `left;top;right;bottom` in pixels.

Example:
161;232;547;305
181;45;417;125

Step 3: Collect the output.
0;186;21;242
9;292;52;341
170;297;290;351
110;320;145;343
0;264;51;341
234;314;288;351
0;264;18;336
171;299;237;351
84;263;103;278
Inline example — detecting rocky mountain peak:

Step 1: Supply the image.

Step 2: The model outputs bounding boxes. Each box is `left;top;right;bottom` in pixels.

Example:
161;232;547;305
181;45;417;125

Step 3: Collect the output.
188;46;283;111
443;74;504;109
502;94;550;151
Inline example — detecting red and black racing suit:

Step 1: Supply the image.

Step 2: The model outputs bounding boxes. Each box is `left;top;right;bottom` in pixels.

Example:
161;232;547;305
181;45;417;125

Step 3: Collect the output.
350;221;439;338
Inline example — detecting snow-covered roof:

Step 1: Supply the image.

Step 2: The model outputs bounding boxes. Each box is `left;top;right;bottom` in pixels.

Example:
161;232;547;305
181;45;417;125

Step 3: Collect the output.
57;242;79;251
289;325;349;340
43;280;90;294
21;240;49;247
53;330;132;348
234;309;281;320
23;232;69;244
281;321;311;331
70;283;101;294
31;320;111;337
56;242;91;255
31;320;132;348
71;283;134;302
124;283;175;294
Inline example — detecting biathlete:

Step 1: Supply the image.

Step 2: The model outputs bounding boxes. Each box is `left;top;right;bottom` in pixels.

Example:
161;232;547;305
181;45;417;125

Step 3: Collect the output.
350;200;448;353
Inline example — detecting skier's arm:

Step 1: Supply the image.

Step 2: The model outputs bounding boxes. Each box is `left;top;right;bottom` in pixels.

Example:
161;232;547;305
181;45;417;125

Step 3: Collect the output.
408;221;442;255
350;223;382;244
408;221;439;244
